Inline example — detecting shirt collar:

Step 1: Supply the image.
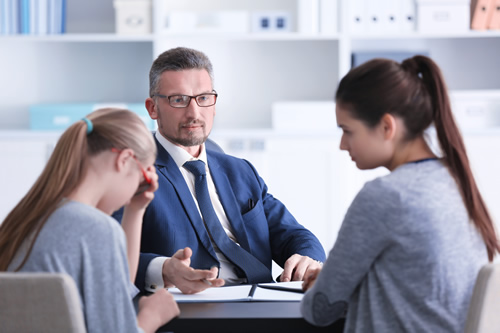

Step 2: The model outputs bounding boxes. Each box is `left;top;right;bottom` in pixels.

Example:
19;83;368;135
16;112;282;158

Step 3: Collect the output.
155;131;208;169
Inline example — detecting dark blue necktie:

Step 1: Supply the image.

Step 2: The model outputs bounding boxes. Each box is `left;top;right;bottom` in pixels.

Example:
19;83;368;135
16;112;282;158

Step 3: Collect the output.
183;160;272;283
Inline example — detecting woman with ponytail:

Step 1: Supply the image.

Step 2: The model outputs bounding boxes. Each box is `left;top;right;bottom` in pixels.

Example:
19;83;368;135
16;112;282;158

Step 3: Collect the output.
0;108;179;332
301;55;500;332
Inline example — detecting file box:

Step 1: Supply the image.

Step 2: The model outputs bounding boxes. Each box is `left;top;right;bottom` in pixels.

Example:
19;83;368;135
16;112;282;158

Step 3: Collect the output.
29;103;155;131
114;0;152;34
417;0;470;33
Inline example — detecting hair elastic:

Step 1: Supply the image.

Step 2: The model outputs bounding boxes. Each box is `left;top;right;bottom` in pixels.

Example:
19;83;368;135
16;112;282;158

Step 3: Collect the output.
81;117;93;135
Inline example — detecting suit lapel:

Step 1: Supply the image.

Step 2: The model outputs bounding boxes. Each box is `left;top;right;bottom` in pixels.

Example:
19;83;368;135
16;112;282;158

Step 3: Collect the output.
155;138;218;261
207;153;251;253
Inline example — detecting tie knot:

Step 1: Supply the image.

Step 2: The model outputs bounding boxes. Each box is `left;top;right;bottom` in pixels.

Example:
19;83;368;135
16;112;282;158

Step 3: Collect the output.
184;160;206;177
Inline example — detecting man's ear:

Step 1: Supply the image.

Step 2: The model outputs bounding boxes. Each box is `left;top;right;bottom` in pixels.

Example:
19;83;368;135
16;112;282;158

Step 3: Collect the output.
145;98;158;120
380;113;397;141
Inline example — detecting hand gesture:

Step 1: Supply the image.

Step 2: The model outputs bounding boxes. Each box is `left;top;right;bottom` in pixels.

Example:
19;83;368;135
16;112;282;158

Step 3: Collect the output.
162;247;225;294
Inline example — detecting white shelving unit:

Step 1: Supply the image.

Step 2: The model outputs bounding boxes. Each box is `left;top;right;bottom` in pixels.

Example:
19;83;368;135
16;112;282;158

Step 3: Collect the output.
1;0;500;250
1;0;500;129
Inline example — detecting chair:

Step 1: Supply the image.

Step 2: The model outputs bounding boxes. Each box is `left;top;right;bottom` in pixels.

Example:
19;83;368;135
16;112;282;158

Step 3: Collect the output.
0;272;86;333
464;263;500;333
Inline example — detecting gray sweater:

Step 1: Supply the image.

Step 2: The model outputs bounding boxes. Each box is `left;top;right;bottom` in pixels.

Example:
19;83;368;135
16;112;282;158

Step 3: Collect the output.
301;160;487;332
9;200;142;333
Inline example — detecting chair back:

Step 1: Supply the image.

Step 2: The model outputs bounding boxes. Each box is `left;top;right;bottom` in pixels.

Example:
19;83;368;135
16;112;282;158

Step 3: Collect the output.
464;263;500;333
0;272;86;333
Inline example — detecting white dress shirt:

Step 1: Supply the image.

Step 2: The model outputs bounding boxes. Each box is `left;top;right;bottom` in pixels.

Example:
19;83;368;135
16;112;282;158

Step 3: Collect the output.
145;132;246;292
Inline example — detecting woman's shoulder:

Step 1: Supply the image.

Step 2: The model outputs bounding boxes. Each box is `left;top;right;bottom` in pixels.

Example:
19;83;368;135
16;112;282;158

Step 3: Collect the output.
49;200;123;240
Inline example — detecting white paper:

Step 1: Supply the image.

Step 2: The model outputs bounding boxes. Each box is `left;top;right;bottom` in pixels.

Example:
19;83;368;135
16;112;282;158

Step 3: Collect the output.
169;282;304;303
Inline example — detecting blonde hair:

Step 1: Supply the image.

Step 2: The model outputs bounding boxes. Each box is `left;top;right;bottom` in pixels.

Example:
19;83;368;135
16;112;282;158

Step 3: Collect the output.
0;108;156;271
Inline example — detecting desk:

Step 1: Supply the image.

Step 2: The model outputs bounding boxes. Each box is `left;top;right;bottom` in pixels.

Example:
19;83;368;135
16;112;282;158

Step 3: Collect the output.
158;301;344;333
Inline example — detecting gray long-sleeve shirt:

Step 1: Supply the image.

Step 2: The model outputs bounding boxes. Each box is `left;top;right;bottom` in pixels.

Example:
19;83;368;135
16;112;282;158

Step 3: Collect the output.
8;200;142;333
301;159;487;332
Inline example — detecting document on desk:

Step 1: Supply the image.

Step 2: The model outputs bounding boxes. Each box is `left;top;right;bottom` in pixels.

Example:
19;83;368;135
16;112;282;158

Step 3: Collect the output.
169;282;304;303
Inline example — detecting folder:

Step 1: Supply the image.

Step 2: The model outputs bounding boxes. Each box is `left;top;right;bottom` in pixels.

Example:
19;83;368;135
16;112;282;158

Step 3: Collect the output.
471;0;495;30
487;0;500;29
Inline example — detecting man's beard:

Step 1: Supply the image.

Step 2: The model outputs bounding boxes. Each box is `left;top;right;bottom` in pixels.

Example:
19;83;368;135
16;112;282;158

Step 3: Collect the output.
171;132;208;147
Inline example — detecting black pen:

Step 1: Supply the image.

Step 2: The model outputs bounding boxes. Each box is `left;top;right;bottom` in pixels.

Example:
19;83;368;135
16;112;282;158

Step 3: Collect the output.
248;198;255;210
257;284;305;294
248;284;257;298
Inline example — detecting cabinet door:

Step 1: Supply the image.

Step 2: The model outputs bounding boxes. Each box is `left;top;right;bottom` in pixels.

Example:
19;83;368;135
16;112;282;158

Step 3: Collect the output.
464;134;500;225
0;140;52;222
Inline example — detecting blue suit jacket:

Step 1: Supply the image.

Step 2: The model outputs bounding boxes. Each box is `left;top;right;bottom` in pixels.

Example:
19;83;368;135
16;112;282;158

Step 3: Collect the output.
119;137;326;291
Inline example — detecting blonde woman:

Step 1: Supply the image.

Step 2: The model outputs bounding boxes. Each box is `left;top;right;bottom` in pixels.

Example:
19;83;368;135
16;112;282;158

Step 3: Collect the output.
0;108;179;333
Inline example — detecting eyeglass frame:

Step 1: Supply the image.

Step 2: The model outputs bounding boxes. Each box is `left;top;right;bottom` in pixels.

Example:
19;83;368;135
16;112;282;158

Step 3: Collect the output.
111;148;152;185
152;90;218;108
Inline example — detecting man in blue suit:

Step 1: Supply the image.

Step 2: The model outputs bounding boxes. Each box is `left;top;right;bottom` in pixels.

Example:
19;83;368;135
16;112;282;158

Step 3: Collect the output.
125;47;325;294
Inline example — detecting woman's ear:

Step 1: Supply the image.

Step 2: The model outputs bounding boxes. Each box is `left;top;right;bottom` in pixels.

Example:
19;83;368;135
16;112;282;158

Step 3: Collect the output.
115;148;134;172
380;113;397;141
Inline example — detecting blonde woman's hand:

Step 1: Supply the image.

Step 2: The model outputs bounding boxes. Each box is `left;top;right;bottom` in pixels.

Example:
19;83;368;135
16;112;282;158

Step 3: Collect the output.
137;288;180;333
128;166;159;211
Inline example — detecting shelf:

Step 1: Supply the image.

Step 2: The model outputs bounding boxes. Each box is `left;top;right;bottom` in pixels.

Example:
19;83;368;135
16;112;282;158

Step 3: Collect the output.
348;30;500;40
2;30;499;43
0;34;155;43
153;32;340;41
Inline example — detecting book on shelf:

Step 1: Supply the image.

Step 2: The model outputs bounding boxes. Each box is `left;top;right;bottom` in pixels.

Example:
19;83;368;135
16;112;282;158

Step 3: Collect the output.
0;0;65;35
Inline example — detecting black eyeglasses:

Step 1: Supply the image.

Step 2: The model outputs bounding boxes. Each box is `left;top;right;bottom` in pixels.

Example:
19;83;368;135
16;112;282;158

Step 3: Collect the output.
153;91;218;108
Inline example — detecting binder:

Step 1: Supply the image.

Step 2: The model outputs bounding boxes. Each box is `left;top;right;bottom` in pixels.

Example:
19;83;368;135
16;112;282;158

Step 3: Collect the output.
348;0;367;34
400;0;417;32
297;0;319;34
319;0;338;35
487;0;500;29
366;0;383;33
382;0;401;32
471;0;494;30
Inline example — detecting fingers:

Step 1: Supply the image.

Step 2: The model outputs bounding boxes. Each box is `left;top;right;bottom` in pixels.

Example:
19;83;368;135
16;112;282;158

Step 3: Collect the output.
281;254;323;282
137;289;180;331
302;267;321;291
163;253;224;294
172;247;192;261
280;256;297;282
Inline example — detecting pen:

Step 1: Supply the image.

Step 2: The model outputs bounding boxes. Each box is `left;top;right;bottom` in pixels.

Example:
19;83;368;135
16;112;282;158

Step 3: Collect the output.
202;279;213;286
257;284;305;294
248;198;255;210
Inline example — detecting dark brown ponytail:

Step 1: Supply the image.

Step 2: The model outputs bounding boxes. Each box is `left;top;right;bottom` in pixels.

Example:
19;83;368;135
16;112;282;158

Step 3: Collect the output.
409;56;500;261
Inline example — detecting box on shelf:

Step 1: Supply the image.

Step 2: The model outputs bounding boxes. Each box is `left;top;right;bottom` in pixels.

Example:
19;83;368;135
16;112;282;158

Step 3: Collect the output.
251;12;291;33
29;103;155;131
416;0;470;33
272;101;336;131
450;90;500;129
155;10;249;34
114;0;152;34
